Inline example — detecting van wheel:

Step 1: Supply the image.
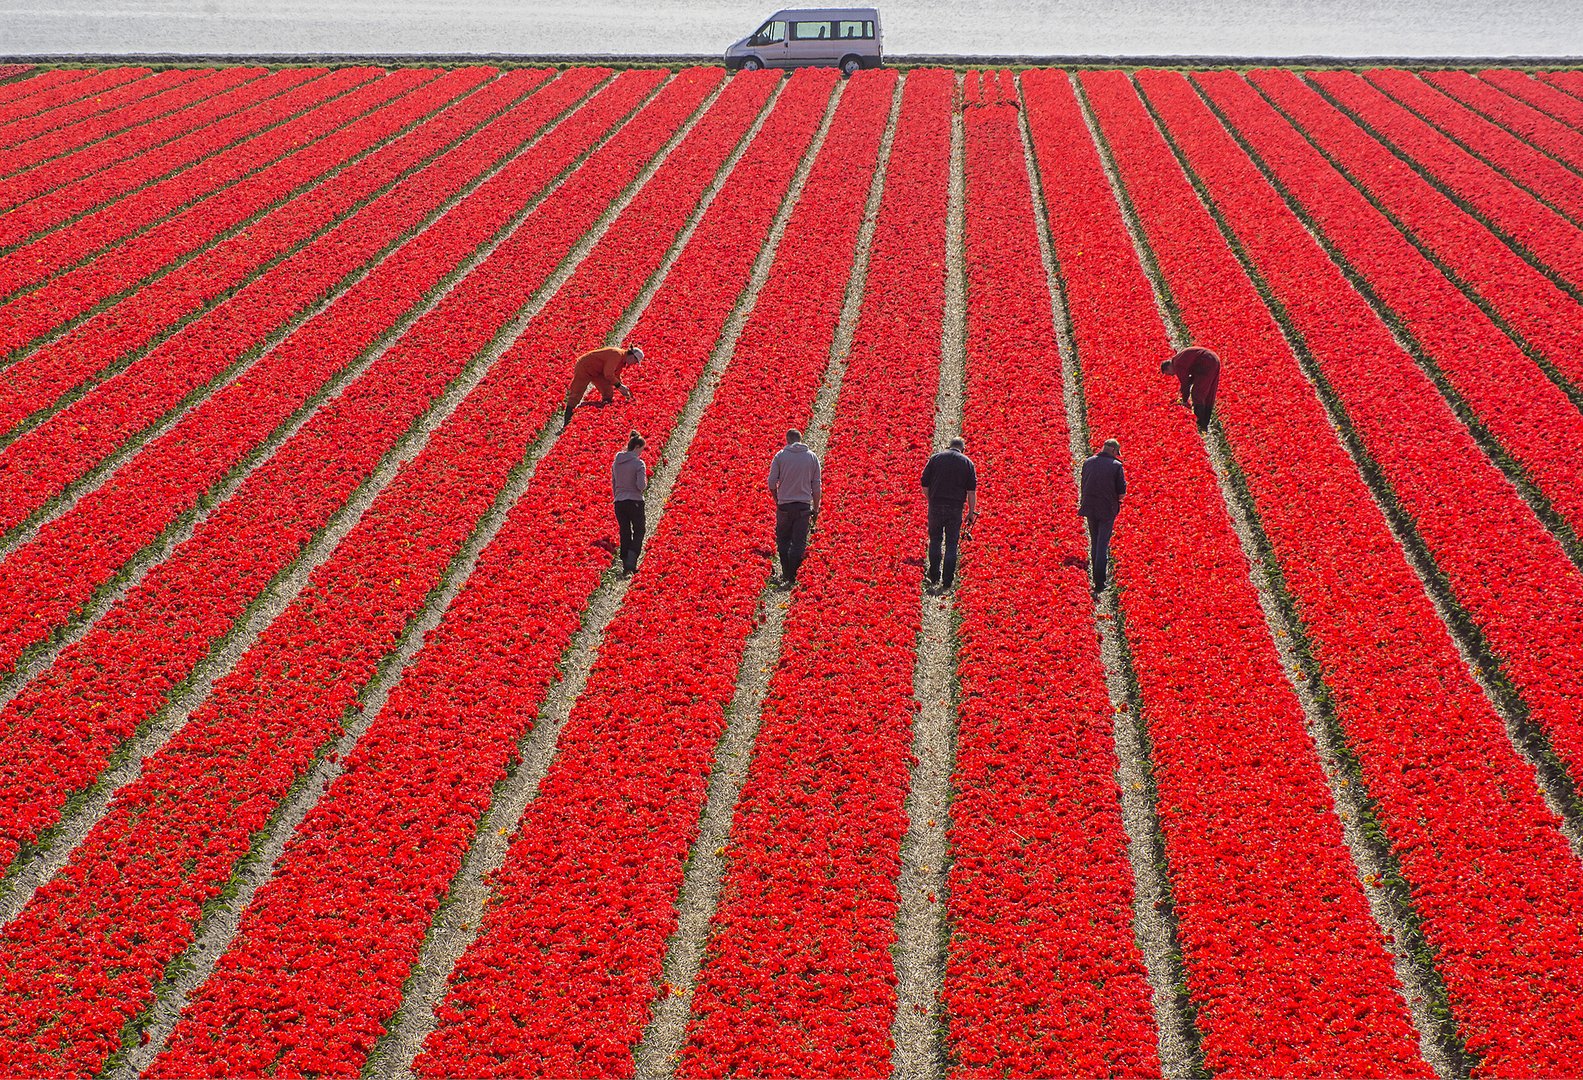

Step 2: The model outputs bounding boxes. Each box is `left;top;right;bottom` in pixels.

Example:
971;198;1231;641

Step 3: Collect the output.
840;55;863;76
742;56;764;71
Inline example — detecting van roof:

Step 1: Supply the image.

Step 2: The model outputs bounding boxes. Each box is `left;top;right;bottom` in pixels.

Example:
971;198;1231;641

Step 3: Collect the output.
766;8;880;19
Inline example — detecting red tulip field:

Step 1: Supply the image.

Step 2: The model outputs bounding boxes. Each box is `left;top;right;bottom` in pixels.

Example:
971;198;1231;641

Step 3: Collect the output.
1;61;1582;1077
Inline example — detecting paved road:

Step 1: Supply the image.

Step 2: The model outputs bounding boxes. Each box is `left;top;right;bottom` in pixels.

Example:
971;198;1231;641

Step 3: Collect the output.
3;0;1580;58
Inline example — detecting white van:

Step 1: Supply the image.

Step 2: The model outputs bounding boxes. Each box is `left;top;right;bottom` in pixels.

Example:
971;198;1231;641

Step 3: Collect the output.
724;8;882;76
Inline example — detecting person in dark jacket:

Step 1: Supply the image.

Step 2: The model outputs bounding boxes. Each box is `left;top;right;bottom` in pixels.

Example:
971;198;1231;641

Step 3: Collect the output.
612;431;648;575
1079;438;1126;597
768;428;821;585
920;436;978;590
562;343;643;429
1161;346;1221;432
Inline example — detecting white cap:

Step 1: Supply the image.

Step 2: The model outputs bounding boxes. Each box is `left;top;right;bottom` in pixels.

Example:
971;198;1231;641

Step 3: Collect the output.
628;344;644;363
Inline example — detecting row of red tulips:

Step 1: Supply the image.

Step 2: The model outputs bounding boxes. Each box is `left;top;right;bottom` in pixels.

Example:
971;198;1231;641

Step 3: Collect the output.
1366;69;1583;223
414;68;892;1077
0;62;1578;1075
1249;71;1583;402
1025;69;1428;1074
1317;66;1583;332
0;68;460;425
0;67;639;874
0;68;596;687
1237;72;1583;545
0;68;87;111
0;67;391;295
1540;70;1583;100
679;67;952;1076
0;68;223;179
1425;69;1583;173
0;69;316;214
0;67;145;127
1306;70;1583;305
1199;70;1583;825
0;65;37;92
1115;65;1583;1075
0;68;416;369
1481;69;1583;129
0;73;334;260
149;64;776;1076
0;67;710;1077
942;69;1160;1076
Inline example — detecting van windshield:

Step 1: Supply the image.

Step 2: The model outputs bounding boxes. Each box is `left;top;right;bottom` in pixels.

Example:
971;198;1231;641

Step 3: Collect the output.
750;20;785;45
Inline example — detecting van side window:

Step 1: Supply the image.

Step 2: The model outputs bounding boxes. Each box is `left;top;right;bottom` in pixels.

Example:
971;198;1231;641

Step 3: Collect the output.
751;20;786;45
791;20;833;40
837;20;872;39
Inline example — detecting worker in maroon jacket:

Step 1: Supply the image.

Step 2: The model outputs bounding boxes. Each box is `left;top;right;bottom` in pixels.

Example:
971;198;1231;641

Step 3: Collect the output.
561;343;643;429
1161;346;1221;432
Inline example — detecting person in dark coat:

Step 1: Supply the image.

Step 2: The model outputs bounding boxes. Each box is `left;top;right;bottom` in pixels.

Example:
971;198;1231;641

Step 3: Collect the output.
612;430;648;576
920;436;978;590
1161;346;1221;432
562;343;643;429
1079;438;1126;597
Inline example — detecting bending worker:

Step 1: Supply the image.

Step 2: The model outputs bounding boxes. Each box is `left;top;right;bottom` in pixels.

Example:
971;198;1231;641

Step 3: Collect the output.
920;436;977;590
1161;345;1221;432
562;342;643;429
612;430;648;576
768;428;821;586
1079;438;1126;598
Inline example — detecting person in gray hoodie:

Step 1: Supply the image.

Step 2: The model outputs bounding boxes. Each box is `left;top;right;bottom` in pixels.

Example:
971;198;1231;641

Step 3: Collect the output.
767;428;821;585
612;430;648;576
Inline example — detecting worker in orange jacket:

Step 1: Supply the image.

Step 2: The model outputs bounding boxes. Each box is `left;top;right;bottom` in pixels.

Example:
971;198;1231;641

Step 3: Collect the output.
562;343;643;429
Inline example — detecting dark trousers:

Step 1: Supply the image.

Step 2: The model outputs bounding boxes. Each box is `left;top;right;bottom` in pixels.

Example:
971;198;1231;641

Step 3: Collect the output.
562;375;615;426
1086;513;1115;591
775;501;812;581
927;501;965;585
615;499;645;573
1193;398;1214;432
